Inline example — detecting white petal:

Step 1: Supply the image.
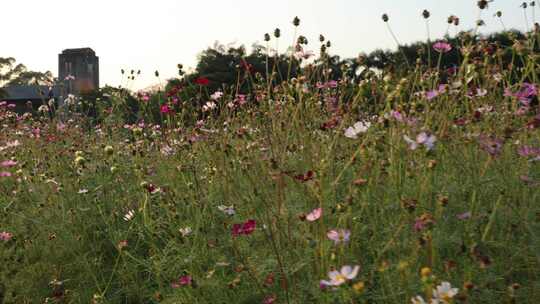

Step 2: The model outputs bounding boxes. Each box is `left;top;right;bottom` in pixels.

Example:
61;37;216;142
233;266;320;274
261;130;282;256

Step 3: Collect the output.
416;132;428;144
344;127;358;139
340;265;352;276
327;270;341;281
345;265;360;279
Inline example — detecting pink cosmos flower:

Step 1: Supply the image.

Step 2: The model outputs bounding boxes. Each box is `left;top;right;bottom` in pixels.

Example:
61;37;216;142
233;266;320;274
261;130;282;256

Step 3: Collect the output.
306;208;322;222
327;229;351;245
235;94;247;106
320;265;360;287
391;110;404;122
0;172;12;177
504;83;538;105
0;231;13;241
518;145;540;157
433;41;452;53
425;84;446;100
1;160;17;168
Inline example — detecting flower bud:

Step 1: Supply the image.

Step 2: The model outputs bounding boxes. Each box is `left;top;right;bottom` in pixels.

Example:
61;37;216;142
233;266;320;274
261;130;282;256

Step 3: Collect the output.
420;267;432;278
74;156;86;166
293;16;300;27
477;0;488;9
104;145;114;156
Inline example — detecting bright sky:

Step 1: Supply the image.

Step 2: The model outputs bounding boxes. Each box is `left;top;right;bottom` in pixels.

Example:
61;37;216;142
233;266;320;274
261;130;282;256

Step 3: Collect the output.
2;0;534;90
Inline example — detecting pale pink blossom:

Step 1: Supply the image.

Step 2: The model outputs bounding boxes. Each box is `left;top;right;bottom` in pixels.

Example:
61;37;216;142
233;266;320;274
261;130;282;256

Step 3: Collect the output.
306;208;322;222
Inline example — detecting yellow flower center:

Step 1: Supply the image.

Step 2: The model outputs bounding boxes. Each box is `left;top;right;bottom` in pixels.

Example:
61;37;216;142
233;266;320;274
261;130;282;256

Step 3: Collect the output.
334;274;346;283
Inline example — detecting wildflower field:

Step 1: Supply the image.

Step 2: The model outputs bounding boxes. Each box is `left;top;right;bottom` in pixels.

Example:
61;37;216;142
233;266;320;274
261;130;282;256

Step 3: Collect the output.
1;4;540;304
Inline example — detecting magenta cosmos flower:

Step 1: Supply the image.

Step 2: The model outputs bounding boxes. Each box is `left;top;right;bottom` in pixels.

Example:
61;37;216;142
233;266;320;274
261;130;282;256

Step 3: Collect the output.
433;41;452;53
160;104;172;114
231;219;257;237
171;275;192;288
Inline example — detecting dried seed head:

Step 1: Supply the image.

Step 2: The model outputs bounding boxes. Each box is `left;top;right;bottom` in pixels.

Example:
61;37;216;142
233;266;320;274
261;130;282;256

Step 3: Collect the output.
477;0;488;10
464;282;475;290
422;9;431;19
293;16;300;27
382;13;389;22
274;28;281;38
264;33;271;42
496;11;502;18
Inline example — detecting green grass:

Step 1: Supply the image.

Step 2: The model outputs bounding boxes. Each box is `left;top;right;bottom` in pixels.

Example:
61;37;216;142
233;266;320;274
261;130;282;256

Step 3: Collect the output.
1;24;540;304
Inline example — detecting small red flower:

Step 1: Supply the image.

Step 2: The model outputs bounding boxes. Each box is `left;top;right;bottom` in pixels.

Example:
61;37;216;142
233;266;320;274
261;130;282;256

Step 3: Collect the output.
194;77;210;86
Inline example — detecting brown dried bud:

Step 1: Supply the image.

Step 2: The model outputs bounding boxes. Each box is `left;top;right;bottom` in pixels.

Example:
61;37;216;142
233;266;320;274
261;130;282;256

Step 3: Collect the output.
477;0;488;9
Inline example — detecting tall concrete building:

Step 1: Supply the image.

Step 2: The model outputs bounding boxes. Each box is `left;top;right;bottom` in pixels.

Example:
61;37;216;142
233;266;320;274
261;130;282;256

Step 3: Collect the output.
58;48;99;94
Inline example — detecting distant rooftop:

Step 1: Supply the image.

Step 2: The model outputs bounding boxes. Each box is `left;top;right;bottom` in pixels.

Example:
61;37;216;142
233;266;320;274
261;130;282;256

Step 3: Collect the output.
2;85;60;101
61;48;96;56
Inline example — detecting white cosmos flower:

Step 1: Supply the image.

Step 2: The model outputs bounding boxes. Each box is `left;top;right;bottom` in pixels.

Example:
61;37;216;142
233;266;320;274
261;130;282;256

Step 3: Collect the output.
404;132;437;151
211;91;223;100
202;101;217;112
320;265;360;287
123;209;135;221
344;121;371;139
404;135;419;150
179;227;193;237
433;281;458;303
217;205;235;216
416;132;437;151
411;296;428;304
